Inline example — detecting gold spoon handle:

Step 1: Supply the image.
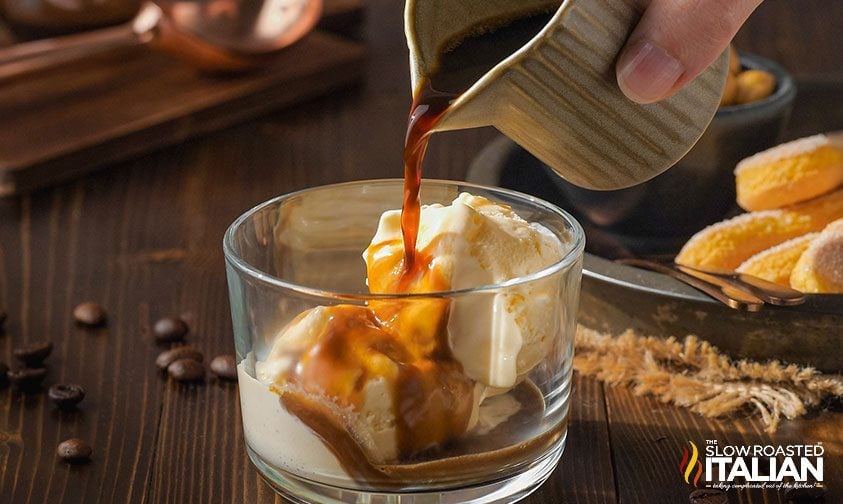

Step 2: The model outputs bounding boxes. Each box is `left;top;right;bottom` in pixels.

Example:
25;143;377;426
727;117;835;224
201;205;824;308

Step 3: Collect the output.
674;264;806;306
618;259;764;312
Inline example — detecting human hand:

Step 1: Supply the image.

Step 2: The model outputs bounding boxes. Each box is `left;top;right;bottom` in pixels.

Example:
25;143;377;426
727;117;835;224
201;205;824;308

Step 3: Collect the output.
616;0;764;104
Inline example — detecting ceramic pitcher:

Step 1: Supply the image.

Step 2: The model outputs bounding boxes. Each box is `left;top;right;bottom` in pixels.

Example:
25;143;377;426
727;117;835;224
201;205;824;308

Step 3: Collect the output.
406;0;729;190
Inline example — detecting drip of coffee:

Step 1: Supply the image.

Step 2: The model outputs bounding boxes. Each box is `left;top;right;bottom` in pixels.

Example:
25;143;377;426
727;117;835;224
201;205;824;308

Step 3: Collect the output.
400;9;556;270
401;85;455;270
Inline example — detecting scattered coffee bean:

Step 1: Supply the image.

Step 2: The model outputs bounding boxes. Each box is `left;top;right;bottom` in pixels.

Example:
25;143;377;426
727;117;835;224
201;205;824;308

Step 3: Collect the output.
73;302;107;327
153;317;189;343
13;341;53;367
0;362;7;388
690;489;728;504
209;355;237;381
156;346;203;370
784;486;827;502
48;384;86;409
7;367;47;390
56;438;92;463
168;358;205;381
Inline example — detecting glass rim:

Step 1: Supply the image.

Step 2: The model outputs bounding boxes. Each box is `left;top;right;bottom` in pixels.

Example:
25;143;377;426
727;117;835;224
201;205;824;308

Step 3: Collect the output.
222;178;585;300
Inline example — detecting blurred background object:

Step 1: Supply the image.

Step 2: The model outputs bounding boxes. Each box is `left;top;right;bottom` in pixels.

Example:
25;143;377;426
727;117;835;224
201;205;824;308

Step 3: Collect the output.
0;0;364;196
0;0;325;80
2;0;142;36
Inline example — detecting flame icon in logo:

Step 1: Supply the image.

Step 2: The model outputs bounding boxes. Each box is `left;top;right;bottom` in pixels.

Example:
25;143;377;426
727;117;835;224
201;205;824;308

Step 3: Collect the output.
679;441;703;487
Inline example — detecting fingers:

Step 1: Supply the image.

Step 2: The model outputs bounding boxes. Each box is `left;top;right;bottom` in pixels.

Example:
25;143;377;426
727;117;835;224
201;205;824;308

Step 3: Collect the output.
616;0;764;104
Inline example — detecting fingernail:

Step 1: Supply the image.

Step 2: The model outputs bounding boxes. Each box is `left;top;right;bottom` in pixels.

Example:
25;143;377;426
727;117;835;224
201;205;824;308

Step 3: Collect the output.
617;41;684;104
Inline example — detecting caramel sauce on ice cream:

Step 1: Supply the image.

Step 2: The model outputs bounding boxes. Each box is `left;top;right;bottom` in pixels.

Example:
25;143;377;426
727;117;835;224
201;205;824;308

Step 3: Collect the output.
279;301;476;462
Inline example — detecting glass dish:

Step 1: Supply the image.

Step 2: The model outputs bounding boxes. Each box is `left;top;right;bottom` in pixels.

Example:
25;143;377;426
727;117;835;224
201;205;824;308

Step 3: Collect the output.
224;179;584;503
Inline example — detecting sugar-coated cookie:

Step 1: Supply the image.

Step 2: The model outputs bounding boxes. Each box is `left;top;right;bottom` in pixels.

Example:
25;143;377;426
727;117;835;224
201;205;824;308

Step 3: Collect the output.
676;188;843;269
790;219;843;293
735;134;843;211
736;233;817;286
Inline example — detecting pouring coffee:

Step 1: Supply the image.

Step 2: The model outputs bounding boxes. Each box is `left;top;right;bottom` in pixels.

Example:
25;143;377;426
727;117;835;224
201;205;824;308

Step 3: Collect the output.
404;0;729;191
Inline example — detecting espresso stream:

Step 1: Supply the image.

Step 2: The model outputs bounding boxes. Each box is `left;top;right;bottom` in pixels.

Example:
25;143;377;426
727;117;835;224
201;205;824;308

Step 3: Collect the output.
401;9;556;270
273;8;564;487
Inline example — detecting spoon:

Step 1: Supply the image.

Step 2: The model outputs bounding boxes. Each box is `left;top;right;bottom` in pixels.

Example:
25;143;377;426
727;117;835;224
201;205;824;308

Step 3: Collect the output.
675;263;806;307
0;0;322;82
618;258;765;312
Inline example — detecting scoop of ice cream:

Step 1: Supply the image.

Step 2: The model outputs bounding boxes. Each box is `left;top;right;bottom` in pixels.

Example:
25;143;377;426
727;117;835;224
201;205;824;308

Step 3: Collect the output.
256;304;481;464
363;193;565;389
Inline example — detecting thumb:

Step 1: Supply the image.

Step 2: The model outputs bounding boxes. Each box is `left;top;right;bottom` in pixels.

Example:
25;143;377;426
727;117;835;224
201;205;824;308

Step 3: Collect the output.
616;0;763;104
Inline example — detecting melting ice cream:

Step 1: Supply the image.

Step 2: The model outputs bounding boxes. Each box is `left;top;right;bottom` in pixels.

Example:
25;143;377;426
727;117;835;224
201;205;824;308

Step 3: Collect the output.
240;193;567;482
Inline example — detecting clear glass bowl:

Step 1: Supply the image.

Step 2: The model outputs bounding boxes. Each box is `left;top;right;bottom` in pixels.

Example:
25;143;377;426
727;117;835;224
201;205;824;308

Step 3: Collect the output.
224;179;584;503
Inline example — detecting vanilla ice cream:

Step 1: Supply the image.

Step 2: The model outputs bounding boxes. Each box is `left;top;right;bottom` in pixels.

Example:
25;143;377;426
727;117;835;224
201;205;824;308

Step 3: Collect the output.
246;192;567;475
364;193;565;389
238;354;350;485
254;303;480;465
253;306;433;464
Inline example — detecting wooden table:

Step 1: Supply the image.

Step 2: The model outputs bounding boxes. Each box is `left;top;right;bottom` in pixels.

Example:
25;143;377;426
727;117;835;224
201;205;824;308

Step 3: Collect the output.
0;0;840;502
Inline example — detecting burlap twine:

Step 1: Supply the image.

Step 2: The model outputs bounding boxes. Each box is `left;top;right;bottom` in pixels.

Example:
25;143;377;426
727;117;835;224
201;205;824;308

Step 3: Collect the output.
574;325;843;432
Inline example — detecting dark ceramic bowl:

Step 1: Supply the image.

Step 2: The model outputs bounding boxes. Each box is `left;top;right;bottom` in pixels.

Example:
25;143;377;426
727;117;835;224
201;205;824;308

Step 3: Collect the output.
554;53;797;241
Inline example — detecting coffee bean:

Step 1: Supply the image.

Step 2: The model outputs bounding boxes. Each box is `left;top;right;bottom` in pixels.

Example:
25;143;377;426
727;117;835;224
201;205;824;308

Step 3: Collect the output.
13;341;53;367
56;438;92;463
0;362;7;388
785;486;827;502
690;489;728;504
209;355;237;381
156;347;203;370
153;317;189;343
73;302;107;327
7;367;47;391
168;359;205;381
48;384;86;409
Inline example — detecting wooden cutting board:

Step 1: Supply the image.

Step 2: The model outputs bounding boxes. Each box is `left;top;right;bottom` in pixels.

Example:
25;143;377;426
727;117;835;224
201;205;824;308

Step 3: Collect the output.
0;0;365;196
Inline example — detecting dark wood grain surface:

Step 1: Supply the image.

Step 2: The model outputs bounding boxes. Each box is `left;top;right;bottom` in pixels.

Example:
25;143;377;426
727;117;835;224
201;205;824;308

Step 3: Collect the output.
0;0;841;503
